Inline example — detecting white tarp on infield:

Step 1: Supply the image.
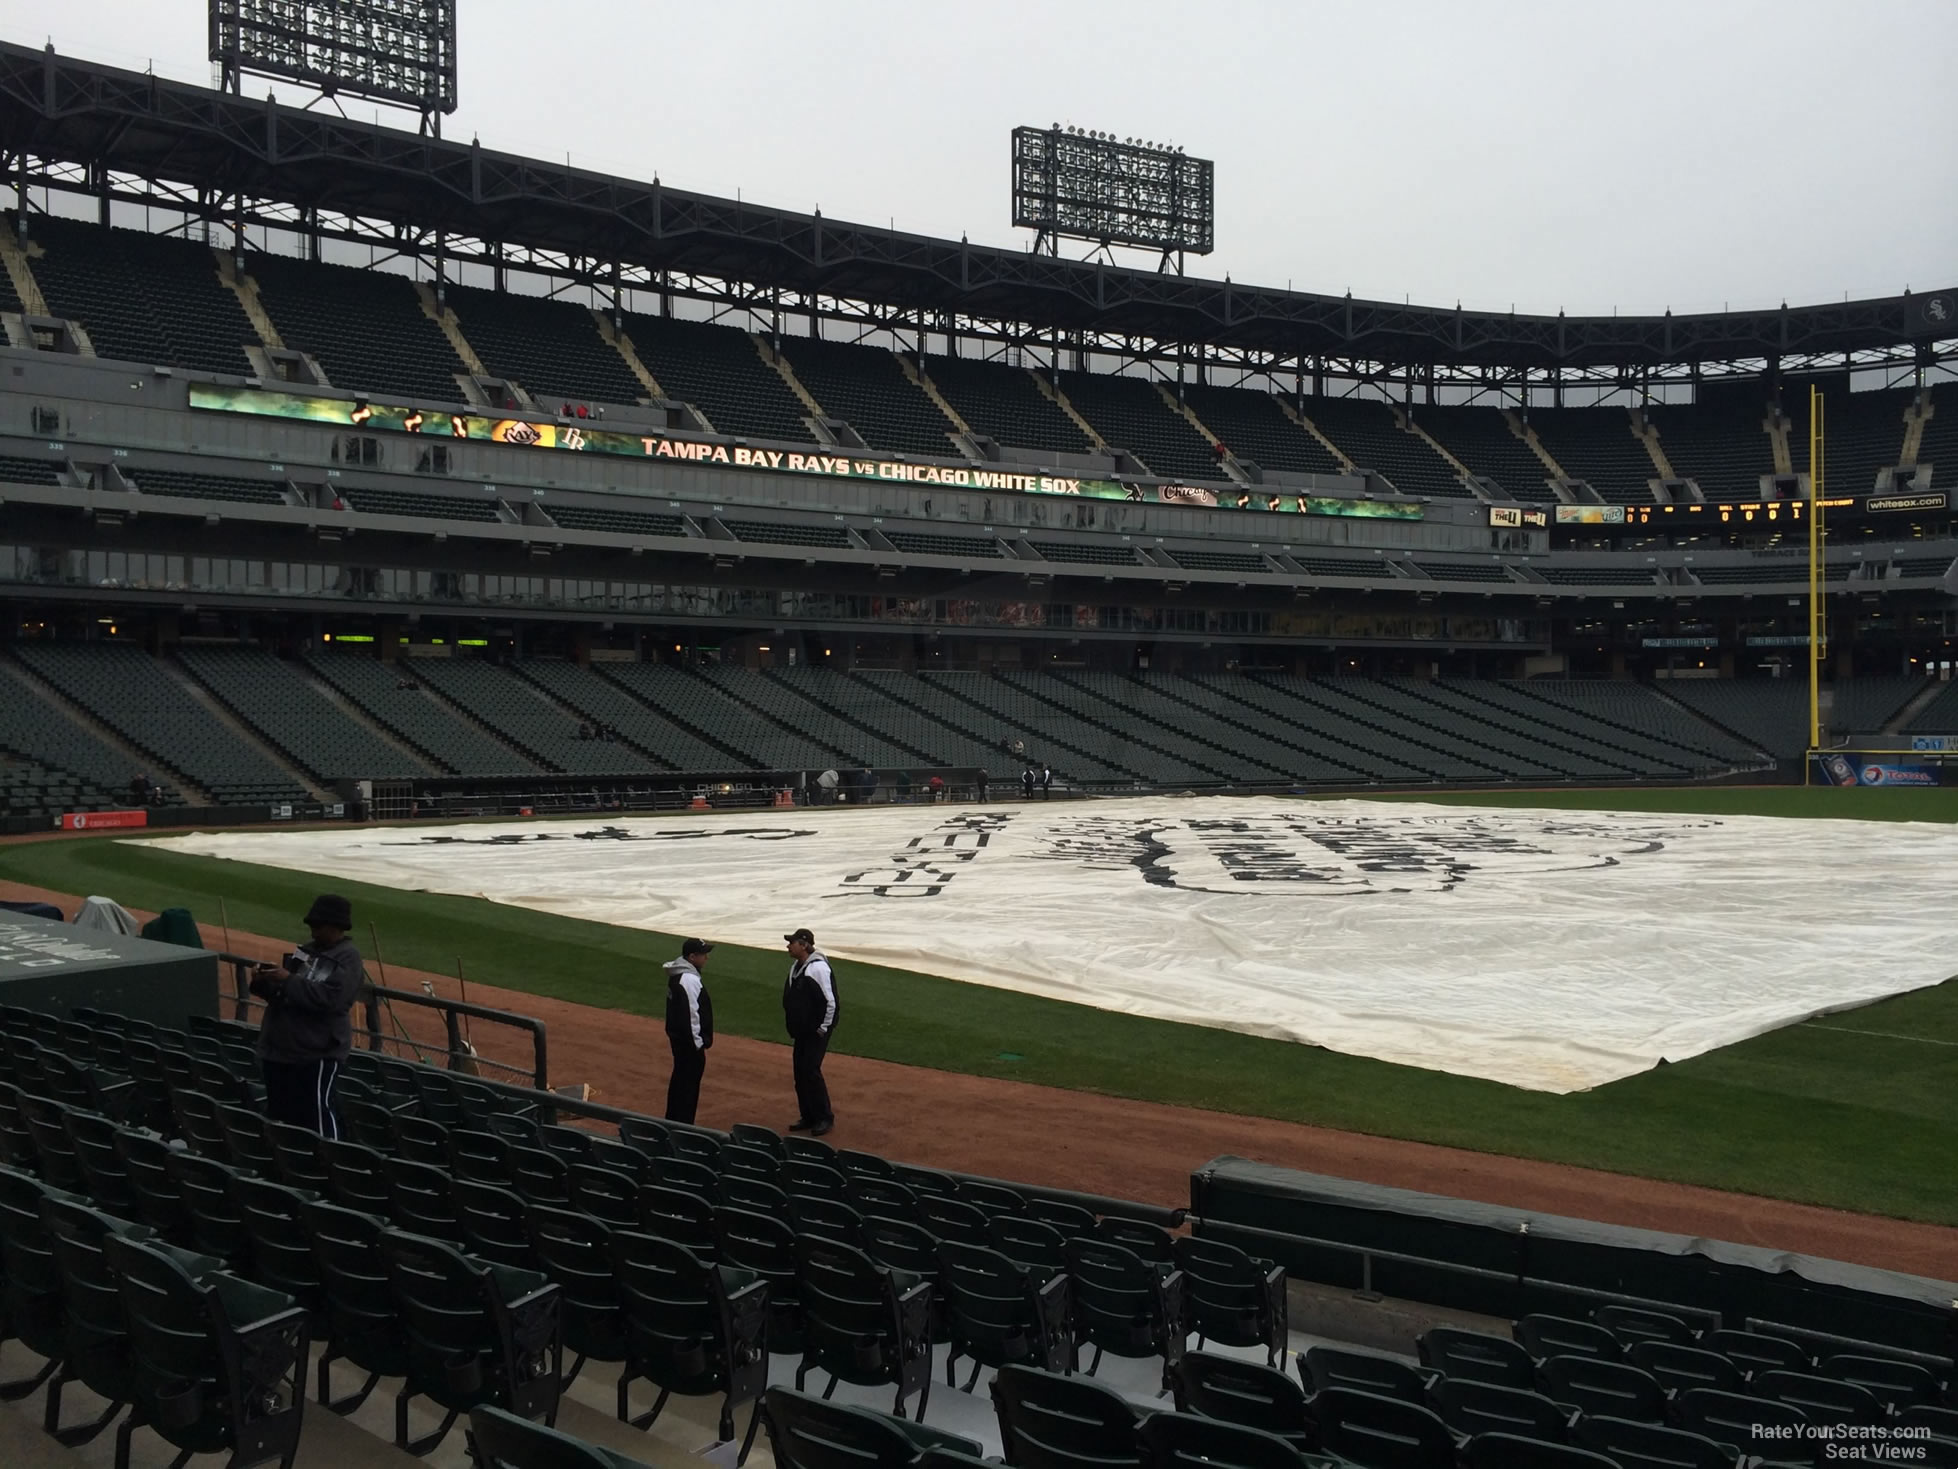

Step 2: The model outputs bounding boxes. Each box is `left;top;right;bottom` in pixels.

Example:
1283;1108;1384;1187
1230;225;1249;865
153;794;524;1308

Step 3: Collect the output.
140;798;1958;1092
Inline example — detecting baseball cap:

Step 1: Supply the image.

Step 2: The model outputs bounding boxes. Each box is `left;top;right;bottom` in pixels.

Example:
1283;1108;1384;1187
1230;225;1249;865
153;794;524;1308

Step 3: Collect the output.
783;927;815;945
681;937;714;957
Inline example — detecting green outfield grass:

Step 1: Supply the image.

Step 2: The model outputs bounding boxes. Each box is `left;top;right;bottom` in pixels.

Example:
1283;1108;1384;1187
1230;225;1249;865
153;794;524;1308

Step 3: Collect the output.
3;785;1954;1226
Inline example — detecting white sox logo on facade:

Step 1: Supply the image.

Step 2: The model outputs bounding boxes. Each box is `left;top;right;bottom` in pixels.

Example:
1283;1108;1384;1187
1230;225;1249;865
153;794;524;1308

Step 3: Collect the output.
1928;297;1951;325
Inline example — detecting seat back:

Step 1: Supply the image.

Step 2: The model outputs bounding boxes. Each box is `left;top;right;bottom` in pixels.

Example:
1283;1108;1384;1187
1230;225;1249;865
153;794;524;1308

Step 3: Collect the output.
636;1182;721;1257
114;1127;193;1243
1065;1238;1182;1370
796;1234;929;1391
164;1151;252;1267
0;1164;68;1359
1025;1198;1098;1237
232;1175;323;1310
379;1227;561;1419
1821;1354;1942;1413
567;1162;641;1226
391;1113;453;1165
764;1385;980;1469
961;1181;1028;1217
1674;1387;1808;1455
1136;1411;1304;1469
1595;1305;1694;1348
655;1155;725;1201
1173;1236;1284;1359
991;1216;1070;1275
1569;1413;1740;1469
724;1175;796;1219
217;1104;281;1174
1461;1432;1616;1468
1428;1377;1571;1443
506;1144;571;1205
1309;1387;1455;1469
529;1204;627;1365
792;1194;867;1249
1302;1346;1432;1407
302;1197;407;1377
104;1231;308;1463
918;1194;993;1247
1095;1216;1174;1264
41;1193;147;1405
469;1403;623;1469
618;1115;674;1159
784;1158;852;1204
1418;1327;1536;1390
938;1241;1071;1377
1703;1327;1808;1375
1536;1354;1666;1423
1514;1314;1621;1363
1172;1351;1310;1447
385;1155;463;1241
318;1137;392;1214
262;1119;333;1192
17;1091;89;1192
848;1176;920;1222
1625;1340;1743;1397
63;1105;139;1216
453;1177;536;1268
1751;1369;1885;1427
610;1228;730;1392
991;1363;1142;1469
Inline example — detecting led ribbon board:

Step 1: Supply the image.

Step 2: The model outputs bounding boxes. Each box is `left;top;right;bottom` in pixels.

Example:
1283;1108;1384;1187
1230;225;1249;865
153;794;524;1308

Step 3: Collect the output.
188;383;1422;521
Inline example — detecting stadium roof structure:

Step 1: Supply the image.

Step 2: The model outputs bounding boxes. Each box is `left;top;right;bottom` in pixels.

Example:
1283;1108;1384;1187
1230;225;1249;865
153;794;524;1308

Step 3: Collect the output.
2;39;1953;390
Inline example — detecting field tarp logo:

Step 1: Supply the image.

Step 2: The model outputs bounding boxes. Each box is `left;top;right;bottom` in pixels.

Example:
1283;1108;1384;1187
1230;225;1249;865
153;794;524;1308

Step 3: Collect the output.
1026;809;1716;896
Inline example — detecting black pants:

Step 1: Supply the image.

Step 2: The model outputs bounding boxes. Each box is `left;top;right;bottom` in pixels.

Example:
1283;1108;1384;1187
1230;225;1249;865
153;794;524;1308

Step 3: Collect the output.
261;1057;342;1138
667;1041;705;1125
792;1032;833;1125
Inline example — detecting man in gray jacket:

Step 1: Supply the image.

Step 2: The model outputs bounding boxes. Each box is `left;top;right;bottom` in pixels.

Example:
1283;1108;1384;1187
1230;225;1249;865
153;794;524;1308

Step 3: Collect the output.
250;893;367;1137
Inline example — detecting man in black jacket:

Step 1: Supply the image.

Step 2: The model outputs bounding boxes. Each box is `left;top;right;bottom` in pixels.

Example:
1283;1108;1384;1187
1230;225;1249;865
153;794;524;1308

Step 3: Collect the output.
250;893;366;1137
663;937;715;1125
782;927;837;1135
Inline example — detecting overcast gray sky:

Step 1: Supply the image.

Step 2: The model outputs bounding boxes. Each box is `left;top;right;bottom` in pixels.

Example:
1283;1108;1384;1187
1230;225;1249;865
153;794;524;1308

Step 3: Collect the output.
13;0;1957;316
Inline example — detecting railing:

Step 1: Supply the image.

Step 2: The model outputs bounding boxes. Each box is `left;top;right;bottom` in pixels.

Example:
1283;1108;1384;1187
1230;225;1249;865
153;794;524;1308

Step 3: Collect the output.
223;957;549;1089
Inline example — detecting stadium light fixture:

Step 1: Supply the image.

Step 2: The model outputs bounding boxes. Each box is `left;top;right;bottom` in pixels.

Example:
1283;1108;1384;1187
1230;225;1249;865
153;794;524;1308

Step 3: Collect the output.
209;0;459;135
1011;124;1214;273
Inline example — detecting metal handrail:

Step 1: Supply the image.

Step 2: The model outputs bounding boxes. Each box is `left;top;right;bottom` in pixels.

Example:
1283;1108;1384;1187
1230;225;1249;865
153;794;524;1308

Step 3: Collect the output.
223;960;548;1089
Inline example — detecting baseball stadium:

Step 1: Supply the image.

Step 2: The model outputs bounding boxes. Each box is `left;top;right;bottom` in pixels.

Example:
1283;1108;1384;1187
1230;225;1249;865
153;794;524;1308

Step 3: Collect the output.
0;6;1954;1469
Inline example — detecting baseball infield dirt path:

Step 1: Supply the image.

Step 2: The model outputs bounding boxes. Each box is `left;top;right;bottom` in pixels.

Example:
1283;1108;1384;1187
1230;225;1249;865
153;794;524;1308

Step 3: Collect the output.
6;875;1954;1281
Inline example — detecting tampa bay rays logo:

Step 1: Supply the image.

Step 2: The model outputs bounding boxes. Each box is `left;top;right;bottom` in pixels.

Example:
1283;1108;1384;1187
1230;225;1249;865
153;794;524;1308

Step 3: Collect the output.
1028;810;1720;895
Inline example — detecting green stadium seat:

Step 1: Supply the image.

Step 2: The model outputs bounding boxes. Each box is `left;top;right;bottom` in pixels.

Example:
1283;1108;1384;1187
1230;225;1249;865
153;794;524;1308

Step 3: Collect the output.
526;1204;629;1399
470;1402;658;1469
1064;1236;1186;1393
990;1363;1142;1469
1307;1386;1455;1469
1173;1234;1286;1367
1535;1353;1667;1422
1569;1412;1737;1469
1427;1376;1572;1444
1172;1351;1314;1453
104;1231;309;1469
40;1192;149;1445
1515;1314;1622;1363
1418;1327;1536;1390
1300;1346;1435;1407
937;1239;1071;1390
715;1205;805;1356
1461;1431;1616;1468
793;1234;934;1420
454;1178;539;1270
612;1230;769;1457
0;1164;66;1400
1138;1409;1327;1469
378;1227;563;1454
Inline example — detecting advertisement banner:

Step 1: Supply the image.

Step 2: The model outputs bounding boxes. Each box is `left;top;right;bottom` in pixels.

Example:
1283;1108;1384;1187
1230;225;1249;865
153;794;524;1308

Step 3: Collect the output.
189;383;1422;523
60;810;148;831
1866;492;1947;514
1555;505;1626;524
1814;754;1942;787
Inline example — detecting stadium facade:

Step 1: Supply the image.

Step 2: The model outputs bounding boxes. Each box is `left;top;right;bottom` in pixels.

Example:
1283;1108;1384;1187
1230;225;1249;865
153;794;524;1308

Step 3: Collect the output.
0;40;1955;820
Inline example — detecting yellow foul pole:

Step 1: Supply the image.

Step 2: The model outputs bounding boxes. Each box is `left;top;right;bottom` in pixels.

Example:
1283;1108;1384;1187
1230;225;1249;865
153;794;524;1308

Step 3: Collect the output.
1807;386;1826;766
